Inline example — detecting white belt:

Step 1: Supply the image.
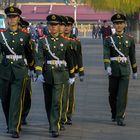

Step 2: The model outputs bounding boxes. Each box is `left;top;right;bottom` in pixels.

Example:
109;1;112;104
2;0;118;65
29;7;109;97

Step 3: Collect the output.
47;60;67;67
110;57;127;63
6;55;22;61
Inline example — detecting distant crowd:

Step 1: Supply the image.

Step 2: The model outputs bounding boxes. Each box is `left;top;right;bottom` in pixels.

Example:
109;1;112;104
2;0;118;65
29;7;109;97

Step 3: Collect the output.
92;20;115;39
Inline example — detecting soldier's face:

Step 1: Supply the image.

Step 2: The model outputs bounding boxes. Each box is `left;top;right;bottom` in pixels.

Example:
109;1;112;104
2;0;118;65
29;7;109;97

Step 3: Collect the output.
65;24;73;34
7;15;20;26
48;23;60;35
59;24;66;34
113;21;126;33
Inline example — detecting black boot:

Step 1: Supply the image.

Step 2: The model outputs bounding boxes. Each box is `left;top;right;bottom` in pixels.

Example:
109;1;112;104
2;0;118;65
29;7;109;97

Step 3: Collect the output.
60;124;66;131
52;131;59;137
117;119;126;126
11;132;19;138
65;118;72;125
21;119;27;125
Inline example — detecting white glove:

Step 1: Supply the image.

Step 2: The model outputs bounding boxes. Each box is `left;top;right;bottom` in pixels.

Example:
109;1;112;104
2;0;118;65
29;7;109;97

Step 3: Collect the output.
133;72;138;79
106;67;112;76
28;70;36;81
68;78;75;85
36;74;45;83
79;76;84;82
28;70;35;77
75;73;78;77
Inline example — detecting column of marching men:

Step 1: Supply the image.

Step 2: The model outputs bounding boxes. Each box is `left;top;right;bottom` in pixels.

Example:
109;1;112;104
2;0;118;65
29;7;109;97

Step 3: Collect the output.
0;6;84;138
1;5;137;139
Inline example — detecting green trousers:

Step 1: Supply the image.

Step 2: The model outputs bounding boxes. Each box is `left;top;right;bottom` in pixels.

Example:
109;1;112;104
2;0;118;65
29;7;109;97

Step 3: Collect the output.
22;76;32;122
67;82;75;121
109;75;129;120
43;83;64;131
61;79;70;124
0;73;27;133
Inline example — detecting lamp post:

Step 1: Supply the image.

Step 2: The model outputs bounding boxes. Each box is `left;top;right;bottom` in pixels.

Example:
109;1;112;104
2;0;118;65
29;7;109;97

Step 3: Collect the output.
73;2;77;28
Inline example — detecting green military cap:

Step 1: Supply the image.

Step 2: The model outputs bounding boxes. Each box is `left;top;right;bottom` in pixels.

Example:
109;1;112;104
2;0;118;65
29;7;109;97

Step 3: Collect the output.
65;16;75;25
19;17;29;27
4;6;22;16
46;14;62;24
111;13;126;23
60;15;67;25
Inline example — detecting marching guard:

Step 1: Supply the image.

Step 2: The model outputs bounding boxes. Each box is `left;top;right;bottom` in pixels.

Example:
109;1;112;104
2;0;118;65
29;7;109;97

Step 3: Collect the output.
103;13;138;126
35;14;75;137
0;6;35;138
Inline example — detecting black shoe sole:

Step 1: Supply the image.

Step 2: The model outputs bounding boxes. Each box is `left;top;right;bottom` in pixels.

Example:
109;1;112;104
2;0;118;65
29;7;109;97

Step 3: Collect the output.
117;122;126;126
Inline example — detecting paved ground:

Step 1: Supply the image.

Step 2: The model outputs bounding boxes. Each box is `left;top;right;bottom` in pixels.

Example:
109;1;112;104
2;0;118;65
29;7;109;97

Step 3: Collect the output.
0;38;140;140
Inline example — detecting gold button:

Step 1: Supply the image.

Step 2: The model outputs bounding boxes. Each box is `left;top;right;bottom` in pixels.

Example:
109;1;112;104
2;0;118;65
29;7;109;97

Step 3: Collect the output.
11;62;13;64
54;46;56;48
12;48;14;50
119;48;121;50
12;40;15;43
119;42;121;44
52;66;54;69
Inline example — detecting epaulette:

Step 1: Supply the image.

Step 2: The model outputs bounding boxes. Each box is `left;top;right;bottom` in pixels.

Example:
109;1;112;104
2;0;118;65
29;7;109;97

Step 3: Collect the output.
69;37;75;41
39;35;47;40
61;35;68;40
75;37;80;41
62;35;74;41
125;33;133;38
21;28;29;33
20;29;30;35
0;29;6;32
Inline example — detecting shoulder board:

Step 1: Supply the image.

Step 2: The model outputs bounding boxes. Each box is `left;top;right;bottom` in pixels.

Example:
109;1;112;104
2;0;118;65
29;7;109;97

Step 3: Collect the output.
125;33;133;38
0;29;6;32
20;29;30;34
61;35;72;41
68;37;75;41
61;35;68;39
21;28;29;33
75;37;80;41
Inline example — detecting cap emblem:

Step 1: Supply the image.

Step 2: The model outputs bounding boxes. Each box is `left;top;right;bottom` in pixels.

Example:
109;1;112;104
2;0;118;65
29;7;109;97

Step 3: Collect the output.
52;15;56;20
10;7;14;12
117;14;121;19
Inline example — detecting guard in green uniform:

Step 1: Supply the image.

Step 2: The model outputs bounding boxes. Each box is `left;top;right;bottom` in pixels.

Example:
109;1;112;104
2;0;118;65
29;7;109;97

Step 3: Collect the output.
35;14;75;137
19;18;33;125
64;16;84;125
103;13;137;126
59;15;69;130
0;6;35;138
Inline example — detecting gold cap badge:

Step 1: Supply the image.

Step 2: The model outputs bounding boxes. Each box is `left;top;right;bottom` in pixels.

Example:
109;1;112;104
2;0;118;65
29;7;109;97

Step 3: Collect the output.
117;14;121;19
52;15;56;20
10;7;14;12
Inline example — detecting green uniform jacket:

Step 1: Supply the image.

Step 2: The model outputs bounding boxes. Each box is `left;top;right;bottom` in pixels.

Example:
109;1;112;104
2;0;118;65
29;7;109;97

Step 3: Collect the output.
35;34;75;85
103;33;137;76
0;28;34;80
69;34;84;76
